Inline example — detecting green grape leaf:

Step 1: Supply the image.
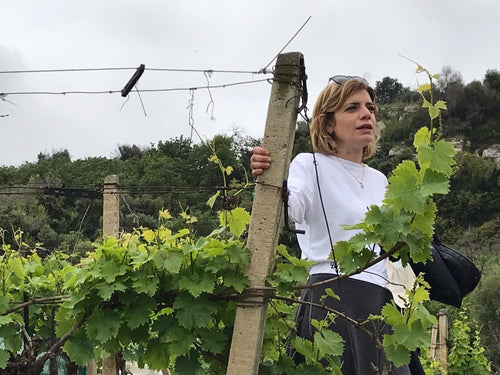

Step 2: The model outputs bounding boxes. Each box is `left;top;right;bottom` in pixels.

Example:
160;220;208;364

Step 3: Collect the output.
435;100;447;110
178;273;215;297
64;266;88;288
93;262;127;283
175;352;202;374
153;248;183;274
63;328;95;366
420;169;449;196
383;333;411;367
404;231;431;262
55;307;80;337
202;238;224;257
130;249;150;269
118;324;147;347
274;262;310;284
224;242;251;267
151;314;176;337
334;234;376;274
162;326;196;356
206;190;220;209
297;364;330;375
222;270;249;293
96;281;127;300
314;330;344;358
219;207;251;237
0;324;23;353
8;257;25;279
292;336;315;360
392;320;431;353
381;303;405;326
198;327;228;354
416;144;433;171
142;229;156;244
427;105;440;120
385;160;426;213
405;233;433;264
407;304;436;328
429;140;456;176
174;294;217;329
0;315;13;326
123;294;156;329
324;287;340;301
262;355;296;375
277;244;314;269
24;256;44;276
132;271;159;296
411;200;437;238
417;83;431;93
0;297;10;317
143;338;171;370
364;205;412;246
412;287;431;305
86;309;121;343
0;349;9;369
413;127;431;149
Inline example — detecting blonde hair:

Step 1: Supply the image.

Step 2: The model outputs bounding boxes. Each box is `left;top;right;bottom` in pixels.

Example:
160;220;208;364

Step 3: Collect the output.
310;79;379;159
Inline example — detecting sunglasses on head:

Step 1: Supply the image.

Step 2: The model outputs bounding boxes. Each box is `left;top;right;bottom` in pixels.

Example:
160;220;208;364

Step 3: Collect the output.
328;75;369;85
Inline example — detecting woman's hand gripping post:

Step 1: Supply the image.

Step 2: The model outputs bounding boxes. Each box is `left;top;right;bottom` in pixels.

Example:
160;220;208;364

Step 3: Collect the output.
250;146;272;176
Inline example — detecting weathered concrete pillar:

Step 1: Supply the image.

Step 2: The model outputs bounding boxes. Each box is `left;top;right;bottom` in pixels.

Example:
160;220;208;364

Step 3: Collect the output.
226;52;303;375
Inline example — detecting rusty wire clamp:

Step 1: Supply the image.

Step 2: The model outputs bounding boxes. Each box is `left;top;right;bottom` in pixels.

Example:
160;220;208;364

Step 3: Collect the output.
282;180;305;234
237;286;276;307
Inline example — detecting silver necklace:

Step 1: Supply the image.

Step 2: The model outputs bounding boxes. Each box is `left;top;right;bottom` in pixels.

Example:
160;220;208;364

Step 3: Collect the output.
337;158;365;188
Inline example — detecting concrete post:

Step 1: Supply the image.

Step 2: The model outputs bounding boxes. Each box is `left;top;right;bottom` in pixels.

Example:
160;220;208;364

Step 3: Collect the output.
87;360;98;375
103;174;120;239
226;52;303;375
102;175;120;375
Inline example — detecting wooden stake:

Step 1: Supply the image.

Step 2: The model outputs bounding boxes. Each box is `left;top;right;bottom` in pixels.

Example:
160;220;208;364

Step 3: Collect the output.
437;308;449;372
226;52;303;375
430;323;438;359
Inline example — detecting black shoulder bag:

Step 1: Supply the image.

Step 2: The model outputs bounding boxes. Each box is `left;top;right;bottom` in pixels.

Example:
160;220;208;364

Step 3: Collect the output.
409;236;482;308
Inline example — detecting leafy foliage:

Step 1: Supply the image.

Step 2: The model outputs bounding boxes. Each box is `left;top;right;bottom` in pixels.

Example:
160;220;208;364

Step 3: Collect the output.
448;307;491;374
469;261;500;373
1;211;252;373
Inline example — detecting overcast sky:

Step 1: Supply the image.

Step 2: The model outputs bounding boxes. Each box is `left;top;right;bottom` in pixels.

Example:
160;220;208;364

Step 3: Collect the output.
1;0;499;167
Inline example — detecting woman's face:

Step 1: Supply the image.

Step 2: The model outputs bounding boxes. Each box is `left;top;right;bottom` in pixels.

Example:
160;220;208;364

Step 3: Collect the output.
326;89;376;154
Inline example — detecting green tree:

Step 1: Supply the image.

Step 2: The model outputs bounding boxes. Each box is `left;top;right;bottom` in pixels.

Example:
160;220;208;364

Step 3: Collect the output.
484;69;500;92
117;144;143;161
470;263;500;373
434;152;499;240
375;76;408;104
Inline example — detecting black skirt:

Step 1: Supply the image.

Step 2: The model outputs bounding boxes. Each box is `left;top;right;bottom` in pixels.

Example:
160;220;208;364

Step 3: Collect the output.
292;274;418;375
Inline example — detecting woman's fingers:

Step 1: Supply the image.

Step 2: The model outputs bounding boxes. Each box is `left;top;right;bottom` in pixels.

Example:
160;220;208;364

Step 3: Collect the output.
252;146;270;156
251;146;271;176
251;159;271;175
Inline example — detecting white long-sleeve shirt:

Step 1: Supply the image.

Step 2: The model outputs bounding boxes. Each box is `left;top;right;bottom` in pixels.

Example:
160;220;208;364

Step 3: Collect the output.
287;153;388;287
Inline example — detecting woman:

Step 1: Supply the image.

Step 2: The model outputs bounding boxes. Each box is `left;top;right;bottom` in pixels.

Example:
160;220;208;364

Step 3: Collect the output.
251;76;422;374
